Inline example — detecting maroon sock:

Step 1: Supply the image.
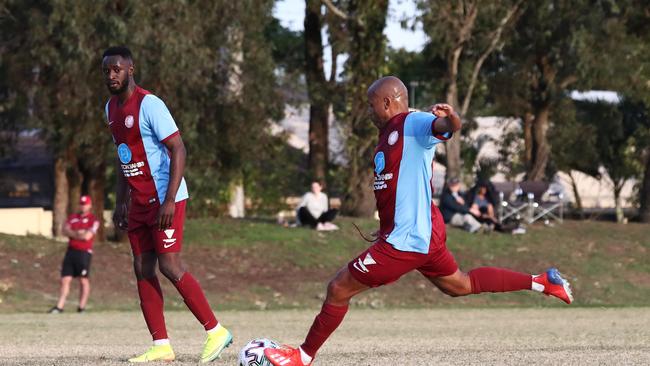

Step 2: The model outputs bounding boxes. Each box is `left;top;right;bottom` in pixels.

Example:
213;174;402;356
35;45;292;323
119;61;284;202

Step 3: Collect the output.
137;277;168;340
173;272;218;330
468;267;532;294
300;303;349;357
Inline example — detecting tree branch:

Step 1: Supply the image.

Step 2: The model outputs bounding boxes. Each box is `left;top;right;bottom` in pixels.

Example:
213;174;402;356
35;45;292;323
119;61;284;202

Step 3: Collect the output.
559;75;578;89
321;0;348;20
460;0;523;115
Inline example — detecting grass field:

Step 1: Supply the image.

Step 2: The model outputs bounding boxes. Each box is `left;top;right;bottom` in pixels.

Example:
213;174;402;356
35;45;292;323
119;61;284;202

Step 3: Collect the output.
1;308;649;365
1;217;649;312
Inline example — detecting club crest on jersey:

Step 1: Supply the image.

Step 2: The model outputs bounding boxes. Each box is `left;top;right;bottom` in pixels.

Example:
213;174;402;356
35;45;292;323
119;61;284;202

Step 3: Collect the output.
117;143;132;164
124;115;134;128
388;130;399;145
374;151;385;174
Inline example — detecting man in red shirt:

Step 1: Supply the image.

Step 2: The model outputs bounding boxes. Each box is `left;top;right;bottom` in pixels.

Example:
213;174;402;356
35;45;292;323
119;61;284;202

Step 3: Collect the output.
49;195;99;314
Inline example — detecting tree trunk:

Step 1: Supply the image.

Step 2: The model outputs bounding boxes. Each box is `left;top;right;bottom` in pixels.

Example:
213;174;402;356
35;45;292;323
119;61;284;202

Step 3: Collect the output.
225;25;245;218
523;111;534;171
52;156;69;238
341;0;389;217
305;0;330;185
444;48;462;180
613;181;624;223
528;104;551;181
67;161;82;214
568;171;584;219
84;164;106;241
638;154;650;223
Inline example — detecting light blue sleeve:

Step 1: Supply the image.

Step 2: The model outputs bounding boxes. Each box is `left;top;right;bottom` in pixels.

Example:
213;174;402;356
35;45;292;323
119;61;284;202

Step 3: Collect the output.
405;111;451;149
141;95;179;142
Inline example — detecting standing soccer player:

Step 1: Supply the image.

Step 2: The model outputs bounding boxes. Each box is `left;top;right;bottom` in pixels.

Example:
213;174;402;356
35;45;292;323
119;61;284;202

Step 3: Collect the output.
265;76;573;366
101;46;232;363
49;195;98;314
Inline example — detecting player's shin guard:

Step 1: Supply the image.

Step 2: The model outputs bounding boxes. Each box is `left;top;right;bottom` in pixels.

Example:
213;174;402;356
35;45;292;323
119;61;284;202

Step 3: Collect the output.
173;272;218;330
137;277;168;340
468;267;532;294
300;303;349;358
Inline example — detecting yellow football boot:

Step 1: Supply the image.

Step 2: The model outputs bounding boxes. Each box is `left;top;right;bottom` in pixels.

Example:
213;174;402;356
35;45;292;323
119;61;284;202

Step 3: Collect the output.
200;325;233;363
128;344;175;363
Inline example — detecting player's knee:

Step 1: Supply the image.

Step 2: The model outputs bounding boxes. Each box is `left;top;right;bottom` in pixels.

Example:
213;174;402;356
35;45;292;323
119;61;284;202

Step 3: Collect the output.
326;278;351;303
441;282;472;297
158;262;183;282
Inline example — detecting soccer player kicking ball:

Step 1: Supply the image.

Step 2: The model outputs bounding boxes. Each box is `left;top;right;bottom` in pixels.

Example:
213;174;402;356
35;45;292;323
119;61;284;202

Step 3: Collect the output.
265;76;573;366
101;46;232;363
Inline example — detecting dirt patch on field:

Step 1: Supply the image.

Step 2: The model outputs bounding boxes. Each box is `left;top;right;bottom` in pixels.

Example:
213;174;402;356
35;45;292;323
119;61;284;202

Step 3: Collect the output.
0;240;333;312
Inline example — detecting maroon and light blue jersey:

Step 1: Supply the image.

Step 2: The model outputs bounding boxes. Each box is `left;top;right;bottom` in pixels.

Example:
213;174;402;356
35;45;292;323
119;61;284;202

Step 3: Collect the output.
105;86;188;207
374;111;450;254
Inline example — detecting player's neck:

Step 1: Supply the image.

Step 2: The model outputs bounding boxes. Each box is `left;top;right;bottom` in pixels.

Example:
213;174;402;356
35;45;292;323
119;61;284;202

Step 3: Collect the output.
379;109;409;129
118;82;137;105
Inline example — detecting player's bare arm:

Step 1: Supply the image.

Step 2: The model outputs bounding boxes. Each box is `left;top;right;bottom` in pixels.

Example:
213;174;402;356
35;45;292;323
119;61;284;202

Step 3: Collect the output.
62;222;79;239
113;158;129;231
157;134;186;231
430;103;462;134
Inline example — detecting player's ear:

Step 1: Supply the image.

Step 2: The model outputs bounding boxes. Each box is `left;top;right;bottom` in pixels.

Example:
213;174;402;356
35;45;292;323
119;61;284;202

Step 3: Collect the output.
128;63;135;76
383;97;390;110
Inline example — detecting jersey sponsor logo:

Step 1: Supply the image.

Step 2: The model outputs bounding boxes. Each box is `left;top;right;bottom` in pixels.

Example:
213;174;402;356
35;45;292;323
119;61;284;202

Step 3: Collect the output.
117;143;132;164
388;130;399;145
163;229;176;248
124;115;134;128
352;253;377;273
374;151;385;174
121;161;145;177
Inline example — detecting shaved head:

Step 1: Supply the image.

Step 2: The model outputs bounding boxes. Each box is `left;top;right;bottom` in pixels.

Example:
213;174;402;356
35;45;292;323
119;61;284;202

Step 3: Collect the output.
367;76;409;129
367;76;408;102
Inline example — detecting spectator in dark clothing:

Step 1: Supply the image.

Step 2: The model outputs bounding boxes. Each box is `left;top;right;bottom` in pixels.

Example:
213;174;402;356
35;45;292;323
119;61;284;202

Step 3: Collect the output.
440;178;481;233
467;180;499;229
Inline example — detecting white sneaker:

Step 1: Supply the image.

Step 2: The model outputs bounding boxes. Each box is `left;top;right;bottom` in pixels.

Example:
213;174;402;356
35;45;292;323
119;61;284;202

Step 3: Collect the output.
316;223;326;231
512;227;526;235
323;222;339;231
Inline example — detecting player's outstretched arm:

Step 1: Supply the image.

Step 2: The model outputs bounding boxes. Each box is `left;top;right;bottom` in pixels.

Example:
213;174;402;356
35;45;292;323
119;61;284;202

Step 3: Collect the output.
430;103;462;134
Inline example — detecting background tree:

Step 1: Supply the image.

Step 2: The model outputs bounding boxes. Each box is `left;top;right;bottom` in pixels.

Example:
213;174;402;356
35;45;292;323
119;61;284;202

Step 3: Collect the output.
334;0;389;217
416;0;523;180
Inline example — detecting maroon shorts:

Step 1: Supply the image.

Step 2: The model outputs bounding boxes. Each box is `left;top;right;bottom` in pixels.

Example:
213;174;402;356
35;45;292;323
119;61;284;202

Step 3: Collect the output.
348;239;459;288
127;200;186;256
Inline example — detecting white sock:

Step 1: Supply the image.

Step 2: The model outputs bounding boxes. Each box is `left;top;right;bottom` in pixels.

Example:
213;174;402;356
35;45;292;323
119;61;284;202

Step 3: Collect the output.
206;323;222;334
299;347;313;365
153;338;170;346
531;275;544;292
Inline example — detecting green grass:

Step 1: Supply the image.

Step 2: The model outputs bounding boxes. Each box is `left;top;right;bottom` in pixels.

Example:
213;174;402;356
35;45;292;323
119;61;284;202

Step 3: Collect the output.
0;217;649;312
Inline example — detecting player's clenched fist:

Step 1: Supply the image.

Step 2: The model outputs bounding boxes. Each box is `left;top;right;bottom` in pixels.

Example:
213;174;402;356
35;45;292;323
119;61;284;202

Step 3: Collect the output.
430;103;455;118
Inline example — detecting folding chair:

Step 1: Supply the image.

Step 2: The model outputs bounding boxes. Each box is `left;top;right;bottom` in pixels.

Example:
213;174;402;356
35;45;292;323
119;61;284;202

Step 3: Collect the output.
518;181;564;224
493;181;527;224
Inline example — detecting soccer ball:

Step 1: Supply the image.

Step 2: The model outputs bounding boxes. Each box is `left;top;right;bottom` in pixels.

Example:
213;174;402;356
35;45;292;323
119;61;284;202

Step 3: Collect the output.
238;338;280;366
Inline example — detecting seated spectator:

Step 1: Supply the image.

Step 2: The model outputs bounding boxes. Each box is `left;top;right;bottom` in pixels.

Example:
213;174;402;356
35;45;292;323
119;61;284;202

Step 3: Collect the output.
297;181;339;231
439;178;481;233
468;180;499;229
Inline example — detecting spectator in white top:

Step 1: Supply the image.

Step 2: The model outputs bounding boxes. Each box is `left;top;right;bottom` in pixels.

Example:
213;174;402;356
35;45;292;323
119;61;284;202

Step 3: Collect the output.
297;181;339;231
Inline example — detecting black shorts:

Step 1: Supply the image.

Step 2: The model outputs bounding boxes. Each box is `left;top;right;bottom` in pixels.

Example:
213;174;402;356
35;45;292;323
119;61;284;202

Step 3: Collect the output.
61;249;92;278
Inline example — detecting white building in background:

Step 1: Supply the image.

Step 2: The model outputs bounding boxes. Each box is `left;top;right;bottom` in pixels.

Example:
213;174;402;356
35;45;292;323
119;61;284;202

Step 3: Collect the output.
274;105;637;209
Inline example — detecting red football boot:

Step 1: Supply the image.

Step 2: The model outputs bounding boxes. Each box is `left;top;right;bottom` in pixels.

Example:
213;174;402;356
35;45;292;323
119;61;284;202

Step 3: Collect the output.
264;346;311;366
532;268;574;304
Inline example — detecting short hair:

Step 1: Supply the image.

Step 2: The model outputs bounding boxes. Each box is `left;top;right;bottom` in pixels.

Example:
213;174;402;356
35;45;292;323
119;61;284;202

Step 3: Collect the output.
102;46;133;60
